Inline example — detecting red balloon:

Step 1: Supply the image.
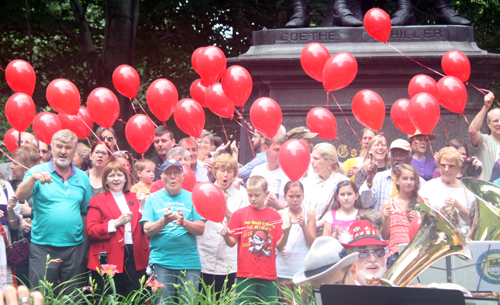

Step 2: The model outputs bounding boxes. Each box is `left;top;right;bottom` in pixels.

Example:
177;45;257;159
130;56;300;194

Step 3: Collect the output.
306;107;337;140
301;43;331;82
4;129;20;153
174;98;205;138
221;65;253;107
5;59;36;95
191;47;206;75
409;216;421;240
192;182;227;222
146;78;179;122
391;98;417;135
409;92;440;135
363;8;391;43
205;83;235;119
352;89;385;131
5;93;36;132
323;52;358;92
33;112;62;145
437;76;467;114
441;50;470;82
190;79;209;107
182;165;196;192
46;79;81;115
125;114;155;154
112;65;140;98
87;87;120;129
196;46;227;85
408;74;439;99
250;97;283;139
278;139;311;181
58;106;95;139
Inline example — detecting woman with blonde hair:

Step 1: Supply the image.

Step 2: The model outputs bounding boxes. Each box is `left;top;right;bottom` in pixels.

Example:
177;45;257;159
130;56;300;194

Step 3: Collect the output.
302;143;349;229
420;147;475;234
354;135;389;188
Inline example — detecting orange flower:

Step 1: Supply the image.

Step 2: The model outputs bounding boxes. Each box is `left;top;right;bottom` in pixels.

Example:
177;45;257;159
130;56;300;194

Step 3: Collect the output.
100;264;118;276
147;279;165;292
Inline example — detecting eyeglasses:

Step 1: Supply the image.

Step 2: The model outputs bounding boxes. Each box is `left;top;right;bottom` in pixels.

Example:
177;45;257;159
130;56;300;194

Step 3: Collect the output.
357;248;385;259
439;164;457;170
100;136;114;142
391;153;408;160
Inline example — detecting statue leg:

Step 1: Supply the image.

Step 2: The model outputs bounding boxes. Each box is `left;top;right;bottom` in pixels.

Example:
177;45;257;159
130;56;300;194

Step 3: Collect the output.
435;0;470;25
332;0;363;27
286;0;310;28
391;0;415;25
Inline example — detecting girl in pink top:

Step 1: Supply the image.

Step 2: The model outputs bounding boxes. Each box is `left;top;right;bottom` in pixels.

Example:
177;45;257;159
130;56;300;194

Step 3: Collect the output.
381;164;422;267
323;180;364;243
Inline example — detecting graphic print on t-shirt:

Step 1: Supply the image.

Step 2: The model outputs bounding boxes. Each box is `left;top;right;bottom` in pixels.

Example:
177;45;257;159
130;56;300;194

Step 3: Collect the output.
241;220;276;260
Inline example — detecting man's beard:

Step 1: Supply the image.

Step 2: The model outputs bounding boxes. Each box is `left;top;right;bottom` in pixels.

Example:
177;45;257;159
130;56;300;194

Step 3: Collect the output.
54;154;71;167
357;262;386;285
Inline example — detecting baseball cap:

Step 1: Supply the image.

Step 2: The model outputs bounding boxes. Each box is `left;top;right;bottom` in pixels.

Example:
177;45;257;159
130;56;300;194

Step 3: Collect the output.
160;159;183;172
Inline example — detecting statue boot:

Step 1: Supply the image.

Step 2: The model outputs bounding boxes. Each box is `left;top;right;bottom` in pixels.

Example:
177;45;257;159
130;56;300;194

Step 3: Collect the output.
391;0;415;25
332;0;363;26
435;0;471;25
286;0;310;28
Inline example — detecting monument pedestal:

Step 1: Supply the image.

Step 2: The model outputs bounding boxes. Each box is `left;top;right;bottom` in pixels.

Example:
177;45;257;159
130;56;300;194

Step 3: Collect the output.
229;26;500;164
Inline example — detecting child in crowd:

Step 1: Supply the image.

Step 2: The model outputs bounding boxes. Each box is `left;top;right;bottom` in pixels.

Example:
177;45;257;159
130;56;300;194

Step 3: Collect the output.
221;176;285;304
276;181;316;302
359;209;384;233
381;164;422;268
323;180;364;243
130;159;155;196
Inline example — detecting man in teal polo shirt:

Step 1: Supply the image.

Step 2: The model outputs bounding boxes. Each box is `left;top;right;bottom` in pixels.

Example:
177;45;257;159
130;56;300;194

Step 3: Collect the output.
17;129;91;293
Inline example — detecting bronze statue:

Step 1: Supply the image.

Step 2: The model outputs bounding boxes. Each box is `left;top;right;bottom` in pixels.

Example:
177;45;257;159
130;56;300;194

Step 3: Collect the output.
285;0;470;28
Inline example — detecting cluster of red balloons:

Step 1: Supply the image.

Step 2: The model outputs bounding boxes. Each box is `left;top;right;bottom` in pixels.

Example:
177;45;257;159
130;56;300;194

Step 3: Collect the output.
390;50;470;136
300;43;357;139
190;46;253;119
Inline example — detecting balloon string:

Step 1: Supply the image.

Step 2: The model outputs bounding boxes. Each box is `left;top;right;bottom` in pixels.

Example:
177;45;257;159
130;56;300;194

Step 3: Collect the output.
134;98;157;127
385;42;445;77
220;117;229;142
234;109;254;131
426;135;435;157
330;92;362;144
129;98;137;114
0;141;30;171
78;117;120;161
0;67;4;71
246;129;256;159
233;118;254;135
326;91;329;108
439;117;449;142
118;119;127;124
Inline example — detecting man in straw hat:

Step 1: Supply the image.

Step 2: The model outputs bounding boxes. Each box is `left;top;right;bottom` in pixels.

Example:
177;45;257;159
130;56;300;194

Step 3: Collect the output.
342;220;389;286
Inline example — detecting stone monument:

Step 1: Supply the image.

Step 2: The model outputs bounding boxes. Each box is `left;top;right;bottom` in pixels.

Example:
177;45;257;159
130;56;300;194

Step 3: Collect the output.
230;25;500;164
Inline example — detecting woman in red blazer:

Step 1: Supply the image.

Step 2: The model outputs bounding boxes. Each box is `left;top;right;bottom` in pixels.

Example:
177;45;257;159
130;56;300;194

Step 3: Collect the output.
87;161;150;297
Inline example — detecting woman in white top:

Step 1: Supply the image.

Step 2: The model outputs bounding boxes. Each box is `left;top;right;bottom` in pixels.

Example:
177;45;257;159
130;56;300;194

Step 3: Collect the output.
277;181;315;300
419;147;475;234
197;154;249;299
302;143;349;226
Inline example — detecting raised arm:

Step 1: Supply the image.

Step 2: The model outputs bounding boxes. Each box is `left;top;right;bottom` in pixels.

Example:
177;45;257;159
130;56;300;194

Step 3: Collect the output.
469;92;494;147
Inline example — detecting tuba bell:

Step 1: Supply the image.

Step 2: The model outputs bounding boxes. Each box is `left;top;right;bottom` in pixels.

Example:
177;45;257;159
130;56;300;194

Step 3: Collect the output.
380;203;472;287
461;177;500;241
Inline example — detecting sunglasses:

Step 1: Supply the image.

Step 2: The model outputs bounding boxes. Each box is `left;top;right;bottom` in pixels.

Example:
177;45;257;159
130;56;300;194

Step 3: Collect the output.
100;136;114;142
357;248;385;259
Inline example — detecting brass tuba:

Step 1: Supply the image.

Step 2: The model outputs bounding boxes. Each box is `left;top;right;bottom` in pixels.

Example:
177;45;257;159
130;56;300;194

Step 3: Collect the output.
461;177;500;241
380;203;472;287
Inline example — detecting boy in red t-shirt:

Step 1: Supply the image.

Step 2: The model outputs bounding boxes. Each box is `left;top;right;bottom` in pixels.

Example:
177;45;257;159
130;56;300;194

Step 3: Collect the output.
221;175;287;304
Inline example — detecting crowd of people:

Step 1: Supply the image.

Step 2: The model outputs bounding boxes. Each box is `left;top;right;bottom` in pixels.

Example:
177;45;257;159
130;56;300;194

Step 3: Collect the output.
0;91;498;304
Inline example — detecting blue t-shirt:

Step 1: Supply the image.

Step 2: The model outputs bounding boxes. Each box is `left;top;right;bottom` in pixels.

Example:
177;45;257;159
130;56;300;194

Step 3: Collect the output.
140;189;204;270
24;162;91;246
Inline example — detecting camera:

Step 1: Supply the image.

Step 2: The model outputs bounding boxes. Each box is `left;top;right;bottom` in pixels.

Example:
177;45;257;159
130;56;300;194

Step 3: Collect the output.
99;252;107;265
462;157;474;165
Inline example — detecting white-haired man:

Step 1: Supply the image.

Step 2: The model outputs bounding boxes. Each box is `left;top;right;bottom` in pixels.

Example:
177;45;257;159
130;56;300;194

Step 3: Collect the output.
16;130;91;294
